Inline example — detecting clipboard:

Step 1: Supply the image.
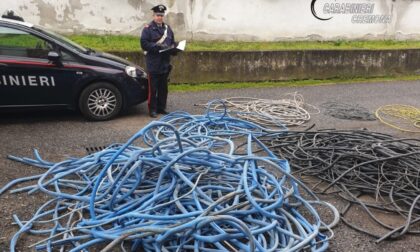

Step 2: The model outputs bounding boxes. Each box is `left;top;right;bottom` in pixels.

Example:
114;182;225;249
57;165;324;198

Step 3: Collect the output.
159;40;187;53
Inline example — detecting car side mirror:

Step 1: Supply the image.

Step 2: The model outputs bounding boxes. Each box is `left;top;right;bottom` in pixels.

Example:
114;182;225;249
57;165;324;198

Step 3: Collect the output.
48;51;61;64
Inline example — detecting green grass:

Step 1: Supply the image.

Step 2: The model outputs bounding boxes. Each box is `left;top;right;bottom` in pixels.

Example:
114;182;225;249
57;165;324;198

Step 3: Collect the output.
69;35;141;52
184;40;420;51
0;34;45;48
68;35;420;52
169;75;420;92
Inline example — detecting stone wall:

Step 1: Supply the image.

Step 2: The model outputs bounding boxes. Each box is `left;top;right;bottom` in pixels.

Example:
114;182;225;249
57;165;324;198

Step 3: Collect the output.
112;49;420;83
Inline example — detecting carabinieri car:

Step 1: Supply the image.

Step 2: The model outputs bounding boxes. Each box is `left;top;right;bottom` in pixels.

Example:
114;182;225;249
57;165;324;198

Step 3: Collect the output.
0;14;148;120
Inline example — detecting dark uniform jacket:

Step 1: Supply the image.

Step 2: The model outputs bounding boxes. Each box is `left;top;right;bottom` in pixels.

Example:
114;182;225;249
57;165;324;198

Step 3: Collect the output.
140;21;175;74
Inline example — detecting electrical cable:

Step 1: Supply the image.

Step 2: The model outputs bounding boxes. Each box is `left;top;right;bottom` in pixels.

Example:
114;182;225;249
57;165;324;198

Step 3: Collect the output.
195;93;318;129
321;101;376;121
376;104;420;133
258;130;420;242
1;111;337;252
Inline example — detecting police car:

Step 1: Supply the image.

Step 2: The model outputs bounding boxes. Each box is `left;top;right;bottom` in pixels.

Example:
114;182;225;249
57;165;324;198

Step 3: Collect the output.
0;14;148;120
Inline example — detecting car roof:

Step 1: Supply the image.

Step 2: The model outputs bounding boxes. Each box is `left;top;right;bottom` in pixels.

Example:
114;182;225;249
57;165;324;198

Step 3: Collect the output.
0;17;34;28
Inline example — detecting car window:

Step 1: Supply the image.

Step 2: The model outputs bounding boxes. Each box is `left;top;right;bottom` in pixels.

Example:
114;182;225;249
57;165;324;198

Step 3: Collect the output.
60;49;79;63
0;26;54;59
34;25;88;54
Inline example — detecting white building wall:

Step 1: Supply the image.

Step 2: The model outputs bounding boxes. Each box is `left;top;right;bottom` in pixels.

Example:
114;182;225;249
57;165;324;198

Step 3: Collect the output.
0;0;419;40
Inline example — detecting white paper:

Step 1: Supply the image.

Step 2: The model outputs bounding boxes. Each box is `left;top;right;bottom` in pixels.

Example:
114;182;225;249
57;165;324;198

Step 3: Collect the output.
159;40;187;53
176;40;186;51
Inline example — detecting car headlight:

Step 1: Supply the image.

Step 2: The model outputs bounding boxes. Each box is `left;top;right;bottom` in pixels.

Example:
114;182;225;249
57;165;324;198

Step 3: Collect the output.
125;66;138;78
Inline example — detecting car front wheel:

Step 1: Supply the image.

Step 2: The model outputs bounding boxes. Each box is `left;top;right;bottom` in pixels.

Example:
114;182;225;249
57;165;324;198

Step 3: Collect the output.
79;82;123;121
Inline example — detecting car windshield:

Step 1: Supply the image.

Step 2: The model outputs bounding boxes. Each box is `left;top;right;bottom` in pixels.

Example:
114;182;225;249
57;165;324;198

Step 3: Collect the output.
34;25;88;54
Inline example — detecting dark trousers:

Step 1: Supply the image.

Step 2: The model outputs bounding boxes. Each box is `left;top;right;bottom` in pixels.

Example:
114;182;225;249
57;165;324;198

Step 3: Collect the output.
148;72;169;113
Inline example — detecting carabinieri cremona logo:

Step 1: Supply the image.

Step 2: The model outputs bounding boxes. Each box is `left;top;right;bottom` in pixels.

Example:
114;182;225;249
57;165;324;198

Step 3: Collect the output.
311;0;332;20
311;0;392;24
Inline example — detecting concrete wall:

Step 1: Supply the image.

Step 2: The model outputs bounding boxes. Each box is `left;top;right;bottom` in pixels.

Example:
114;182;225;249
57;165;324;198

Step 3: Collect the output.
113;49;420;83
1;0;420;40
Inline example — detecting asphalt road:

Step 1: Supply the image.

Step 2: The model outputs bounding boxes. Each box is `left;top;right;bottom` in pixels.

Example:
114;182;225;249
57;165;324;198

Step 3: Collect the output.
0;80;419;251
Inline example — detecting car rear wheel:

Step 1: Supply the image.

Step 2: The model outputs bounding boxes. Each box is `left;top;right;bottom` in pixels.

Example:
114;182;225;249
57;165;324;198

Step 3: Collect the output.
79;82;123;121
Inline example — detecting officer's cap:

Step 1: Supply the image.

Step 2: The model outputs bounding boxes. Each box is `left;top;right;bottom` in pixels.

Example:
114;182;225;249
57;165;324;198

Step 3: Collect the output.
151;5;167;15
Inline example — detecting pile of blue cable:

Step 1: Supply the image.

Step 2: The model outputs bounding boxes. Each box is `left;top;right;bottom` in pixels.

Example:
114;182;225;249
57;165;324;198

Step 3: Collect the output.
1;112;337;252
157;109;288;138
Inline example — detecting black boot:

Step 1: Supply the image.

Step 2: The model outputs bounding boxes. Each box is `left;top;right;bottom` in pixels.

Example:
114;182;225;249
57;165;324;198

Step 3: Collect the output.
157;109;169;115
149;111;158;118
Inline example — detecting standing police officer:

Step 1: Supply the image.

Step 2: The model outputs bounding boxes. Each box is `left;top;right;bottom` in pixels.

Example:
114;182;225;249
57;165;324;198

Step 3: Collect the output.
141;4;176;118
